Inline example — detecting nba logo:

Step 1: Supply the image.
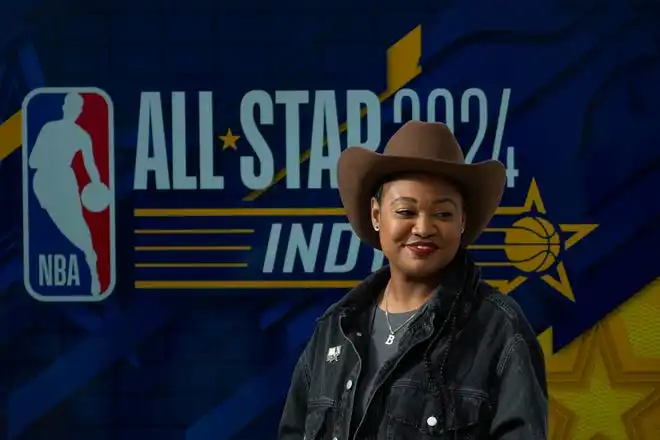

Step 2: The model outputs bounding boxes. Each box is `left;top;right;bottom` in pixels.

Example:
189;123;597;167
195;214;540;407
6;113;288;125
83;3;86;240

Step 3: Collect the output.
22;87;116;302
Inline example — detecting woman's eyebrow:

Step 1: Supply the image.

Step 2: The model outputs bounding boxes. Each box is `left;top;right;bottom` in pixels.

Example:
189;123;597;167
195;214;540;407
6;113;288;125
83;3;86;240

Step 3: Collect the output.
389;196;458;207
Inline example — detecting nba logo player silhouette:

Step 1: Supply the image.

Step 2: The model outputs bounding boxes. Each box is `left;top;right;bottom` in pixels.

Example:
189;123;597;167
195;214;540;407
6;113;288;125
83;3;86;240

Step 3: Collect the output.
22;88;116;302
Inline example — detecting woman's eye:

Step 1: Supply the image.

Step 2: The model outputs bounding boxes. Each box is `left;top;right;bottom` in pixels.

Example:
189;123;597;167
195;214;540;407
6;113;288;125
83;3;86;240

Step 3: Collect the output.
436;212;453;218
395;210;414;216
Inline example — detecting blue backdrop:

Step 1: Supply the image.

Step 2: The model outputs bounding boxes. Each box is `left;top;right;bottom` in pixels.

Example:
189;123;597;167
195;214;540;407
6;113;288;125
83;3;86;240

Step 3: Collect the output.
0;0;659;438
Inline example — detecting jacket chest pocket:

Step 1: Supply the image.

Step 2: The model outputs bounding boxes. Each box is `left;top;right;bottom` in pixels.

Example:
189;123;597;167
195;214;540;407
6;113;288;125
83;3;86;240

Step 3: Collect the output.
383;382;490;439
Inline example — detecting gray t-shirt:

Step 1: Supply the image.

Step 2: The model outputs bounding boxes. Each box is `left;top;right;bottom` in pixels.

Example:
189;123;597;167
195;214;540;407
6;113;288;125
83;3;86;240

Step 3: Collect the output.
352;305;420;430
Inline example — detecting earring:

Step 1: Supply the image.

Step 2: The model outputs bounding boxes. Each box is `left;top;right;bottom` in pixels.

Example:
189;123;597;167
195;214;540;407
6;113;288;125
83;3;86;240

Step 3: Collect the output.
461;227;465;234
374;224;380;231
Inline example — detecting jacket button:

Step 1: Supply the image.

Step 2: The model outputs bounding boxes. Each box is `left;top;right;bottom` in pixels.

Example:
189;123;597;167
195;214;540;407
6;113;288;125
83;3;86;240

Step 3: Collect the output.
345;379;353;390
427;416;438;427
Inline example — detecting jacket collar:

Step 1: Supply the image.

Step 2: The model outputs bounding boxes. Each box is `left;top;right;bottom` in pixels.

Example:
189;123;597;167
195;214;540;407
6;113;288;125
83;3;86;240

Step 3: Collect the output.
320;248;481;322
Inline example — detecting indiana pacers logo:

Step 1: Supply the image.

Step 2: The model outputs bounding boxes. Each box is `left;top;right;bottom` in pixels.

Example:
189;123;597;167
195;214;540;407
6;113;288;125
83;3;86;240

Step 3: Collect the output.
473;179;598;301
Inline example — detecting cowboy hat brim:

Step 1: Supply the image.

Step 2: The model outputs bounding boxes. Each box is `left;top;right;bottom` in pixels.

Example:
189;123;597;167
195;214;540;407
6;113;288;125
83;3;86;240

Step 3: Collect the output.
337;146;507;249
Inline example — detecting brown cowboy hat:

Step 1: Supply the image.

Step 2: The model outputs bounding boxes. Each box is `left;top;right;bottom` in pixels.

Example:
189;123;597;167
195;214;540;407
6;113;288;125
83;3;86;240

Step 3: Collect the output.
337;120;506;248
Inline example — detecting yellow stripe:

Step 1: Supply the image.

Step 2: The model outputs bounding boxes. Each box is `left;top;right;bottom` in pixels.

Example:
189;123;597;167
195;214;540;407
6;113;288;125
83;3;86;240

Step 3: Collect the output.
134;228;254;234
135;245;251;251
0;111;22;161
468;244;551;250
482;227;513;233
135;205;518;218
138;262;515;270
242;25;423;202
135;280;360;289
135;263;248;268
468;245;505;250
134;208;345;217
135;278;523;291
475;262;514;267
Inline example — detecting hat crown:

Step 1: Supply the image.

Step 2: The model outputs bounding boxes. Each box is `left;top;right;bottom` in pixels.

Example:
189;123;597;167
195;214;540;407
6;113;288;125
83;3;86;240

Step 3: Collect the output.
383;121;465;164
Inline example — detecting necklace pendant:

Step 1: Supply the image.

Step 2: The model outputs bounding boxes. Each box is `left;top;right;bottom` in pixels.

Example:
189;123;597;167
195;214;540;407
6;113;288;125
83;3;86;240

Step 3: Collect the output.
385;333;395;345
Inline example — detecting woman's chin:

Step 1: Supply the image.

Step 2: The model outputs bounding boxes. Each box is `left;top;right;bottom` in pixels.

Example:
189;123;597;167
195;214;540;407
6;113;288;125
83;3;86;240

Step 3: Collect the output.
398;259;443;279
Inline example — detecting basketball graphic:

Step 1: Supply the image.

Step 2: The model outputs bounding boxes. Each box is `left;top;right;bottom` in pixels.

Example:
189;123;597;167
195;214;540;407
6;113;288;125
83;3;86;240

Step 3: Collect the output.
81;181;111;213
504;216;561;273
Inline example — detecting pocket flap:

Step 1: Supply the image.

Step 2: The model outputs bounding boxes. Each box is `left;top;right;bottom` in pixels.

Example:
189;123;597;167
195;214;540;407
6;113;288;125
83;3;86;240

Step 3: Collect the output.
386;384;488;435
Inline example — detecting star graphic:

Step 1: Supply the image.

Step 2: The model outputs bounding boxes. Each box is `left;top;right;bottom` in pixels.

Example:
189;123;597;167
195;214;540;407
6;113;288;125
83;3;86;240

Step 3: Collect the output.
538;326;595;382
540;281;660;439
219;128;241;150
538;326;596;440
549;329;655;440
478;178;598;302
598;280;660;439
538;278;660;440
605;279;660;378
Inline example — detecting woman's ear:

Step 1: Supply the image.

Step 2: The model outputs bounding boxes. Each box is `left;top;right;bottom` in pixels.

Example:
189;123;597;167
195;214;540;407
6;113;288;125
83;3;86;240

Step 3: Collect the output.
371;197;381;231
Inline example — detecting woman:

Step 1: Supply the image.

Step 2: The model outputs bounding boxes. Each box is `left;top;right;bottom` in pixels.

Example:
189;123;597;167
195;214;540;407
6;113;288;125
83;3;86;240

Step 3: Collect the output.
279;121;548;439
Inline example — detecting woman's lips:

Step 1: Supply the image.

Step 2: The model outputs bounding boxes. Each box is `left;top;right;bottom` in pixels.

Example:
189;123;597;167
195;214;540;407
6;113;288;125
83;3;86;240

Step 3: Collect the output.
405;243;438;257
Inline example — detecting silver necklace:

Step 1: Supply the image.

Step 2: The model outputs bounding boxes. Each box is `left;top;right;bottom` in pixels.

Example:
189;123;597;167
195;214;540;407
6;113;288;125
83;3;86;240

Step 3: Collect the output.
383;288;420;345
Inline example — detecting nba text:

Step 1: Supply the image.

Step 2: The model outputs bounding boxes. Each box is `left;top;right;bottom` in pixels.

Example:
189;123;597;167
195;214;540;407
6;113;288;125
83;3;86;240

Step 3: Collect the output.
133;88;518;191
262;222;385;274
38;254;80;288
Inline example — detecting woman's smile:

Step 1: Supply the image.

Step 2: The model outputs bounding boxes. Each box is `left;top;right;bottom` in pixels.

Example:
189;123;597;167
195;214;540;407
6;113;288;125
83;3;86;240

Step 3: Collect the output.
405;241;439;258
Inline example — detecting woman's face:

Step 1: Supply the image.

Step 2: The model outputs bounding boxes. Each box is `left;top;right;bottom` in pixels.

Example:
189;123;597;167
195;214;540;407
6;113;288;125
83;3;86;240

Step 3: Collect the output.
371;173;465;279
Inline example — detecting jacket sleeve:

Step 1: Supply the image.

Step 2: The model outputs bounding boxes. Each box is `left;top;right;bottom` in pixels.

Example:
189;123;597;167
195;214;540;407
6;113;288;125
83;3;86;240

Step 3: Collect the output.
278;343;312;440
490;333;548;439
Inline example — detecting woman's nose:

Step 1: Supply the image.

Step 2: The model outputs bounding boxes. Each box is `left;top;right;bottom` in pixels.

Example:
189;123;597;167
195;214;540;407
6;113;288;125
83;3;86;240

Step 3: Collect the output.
412;214;436;237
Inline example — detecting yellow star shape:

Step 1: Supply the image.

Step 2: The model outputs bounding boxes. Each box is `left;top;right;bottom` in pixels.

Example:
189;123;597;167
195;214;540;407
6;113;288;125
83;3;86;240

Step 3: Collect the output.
538;326;598;440
540;280;660;440
605;279;660;377
219;128;240;150
478;178;598;302
600;279;660;439
550;331;654;440
538;326;594;381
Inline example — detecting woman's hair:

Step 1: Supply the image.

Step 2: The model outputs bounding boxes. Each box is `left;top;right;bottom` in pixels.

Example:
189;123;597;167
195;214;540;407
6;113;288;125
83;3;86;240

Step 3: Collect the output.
423;248;483;437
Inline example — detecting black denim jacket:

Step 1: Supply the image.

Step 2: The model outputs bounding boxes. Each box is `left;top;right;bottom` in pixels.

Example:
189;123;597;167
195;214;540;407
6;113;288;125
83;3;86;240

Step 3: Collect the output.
279;259;548;440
